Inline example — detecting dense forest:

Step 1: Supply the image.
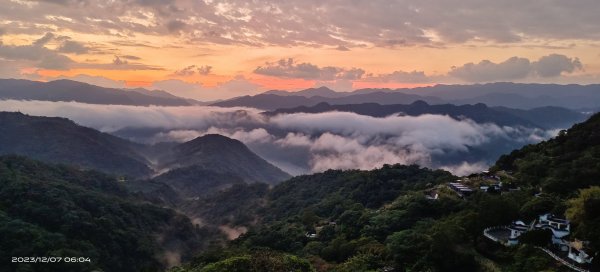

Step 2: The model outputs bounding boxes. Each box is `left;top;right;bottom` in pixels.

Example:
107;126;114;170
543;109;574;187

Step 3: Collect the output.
0;156;221;272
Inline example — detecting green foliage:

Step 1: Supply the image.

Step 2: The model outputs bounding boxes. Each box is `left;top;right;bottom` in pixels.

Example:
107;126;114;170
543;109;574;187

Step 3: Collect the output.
495;113;600;195
507;246;554;272
518;229;552;247
175;249;315;272
566;186;600;269
0;156;208;272
0;112;151;177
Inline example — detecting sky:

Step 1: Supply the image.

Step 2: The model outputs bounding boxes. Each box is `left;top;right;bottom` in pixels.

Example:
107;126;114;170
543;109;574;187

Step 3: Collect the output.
1;0;600;100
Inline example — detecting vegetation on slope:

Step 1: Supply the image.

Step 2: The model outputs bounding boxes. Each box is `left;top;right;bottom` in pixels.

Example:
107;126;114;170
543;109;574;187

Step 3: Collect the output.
0;156;219;272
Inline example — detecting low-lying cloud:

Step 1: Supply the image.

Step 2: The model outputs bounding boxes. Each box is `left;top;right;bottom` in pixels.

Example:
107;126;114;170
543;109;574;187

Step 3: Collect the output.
0;100;559;176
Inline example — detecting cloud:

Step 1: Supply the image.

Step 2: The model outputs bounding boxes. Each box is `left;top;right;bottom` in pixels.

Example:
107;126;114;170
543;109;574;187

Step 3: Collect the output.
57;40;89;54
32;32;55;46
449;57;532;82
533;54;583;77
5;1;600;48
120;55;142;60
166;20;187;32
0;33;73;70
254;58;364;81
366;70;434;83
72;56;164;71
173;65;212;76
449;54;583;82
112;56;128;65
0;100;557;175
196;65;212;75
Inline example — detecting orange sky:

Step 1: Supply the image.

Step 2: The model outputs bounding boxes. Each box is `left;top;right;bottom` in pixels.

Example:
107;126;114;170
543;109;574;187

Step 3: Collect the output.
1;1;600;100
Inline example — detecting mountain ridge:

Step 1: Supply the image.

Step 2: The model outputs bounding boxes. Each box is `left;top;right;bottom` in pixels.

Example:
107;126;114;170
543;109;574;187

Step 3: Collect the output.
0;78;198;106
264;101;588;129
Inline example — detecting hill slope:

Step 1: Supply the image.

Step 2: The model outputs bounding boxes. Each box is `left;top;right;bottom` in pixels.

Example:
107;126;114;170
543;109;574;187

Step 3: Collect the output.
0;112;152;177
494;112;600;194
0;156;216;272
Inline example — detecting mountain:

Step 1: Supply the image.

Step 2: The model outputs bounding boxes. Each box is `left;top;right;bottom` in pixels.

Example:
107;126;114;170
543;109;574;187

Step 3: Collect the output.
494;112;600;194
266;101;587;129
158;134;291;184
357;83;600;110
492;106;588;129
0;112;152;177
210;93;320;110
0;79;196;106
126;87;205;105
263;86;351;98
211;91;444;110
265;101;538;127
152;167;245;199
0;155;217;272
216;83;600;110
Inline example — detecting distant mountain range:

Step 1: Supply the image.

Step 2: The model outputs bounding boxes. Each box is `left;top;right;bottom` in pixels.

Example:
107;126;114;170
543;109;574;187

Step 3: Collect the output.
0;112;290;186
211;91;444;111
265;101;588;129
0;79;199;106
213;83;600;110
2;79;598;110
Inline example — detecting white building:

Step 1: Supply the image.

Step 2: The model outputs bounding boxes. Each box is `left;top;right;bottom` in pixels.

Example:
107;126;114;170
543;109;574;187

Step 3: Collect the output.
507;221;529;246
536;213;570;239
568;240;594;264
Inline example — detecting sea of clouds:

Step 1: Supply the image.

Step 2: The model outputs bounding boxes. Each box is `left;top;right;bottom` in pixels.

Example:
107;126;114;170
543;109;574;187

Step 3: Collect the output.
0;100;559;176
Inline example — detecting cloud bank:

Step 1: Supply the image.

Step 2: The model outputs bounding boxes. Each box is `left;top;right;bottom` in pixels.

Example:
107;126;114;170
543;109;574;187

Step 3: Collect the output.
0;100;558;176
450;54;582;82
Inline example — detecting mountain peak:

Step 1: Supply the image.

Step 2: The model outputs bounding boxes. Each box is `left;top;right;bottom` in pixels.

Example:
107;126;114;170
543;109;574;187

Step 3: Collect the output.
187;133;243;145
165;134;290;184
410;100;430;107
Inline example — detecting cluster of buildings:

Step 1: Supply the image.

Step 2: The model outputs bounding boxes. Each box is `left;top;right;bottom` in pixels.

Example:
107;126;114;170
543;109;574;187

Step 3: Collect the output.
484;213;594;266
441;171;595;270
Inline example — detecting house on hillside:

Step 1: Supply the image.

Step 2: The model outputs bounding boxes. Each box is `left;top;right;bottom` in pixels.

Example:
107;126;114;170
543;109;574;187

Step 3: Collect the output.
535;213;570;244
425;189;439;200
483;212;597;270
305;232;317;238
484;213;571;247
480;182;502;193
507;221;529;246
448;182;473;197
568;240;594;264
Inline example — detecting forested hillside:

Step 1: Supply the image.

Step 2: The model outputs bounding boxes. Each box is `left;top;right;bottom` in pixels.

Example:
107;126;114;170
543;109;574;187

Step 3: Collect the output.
0;156;220;272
